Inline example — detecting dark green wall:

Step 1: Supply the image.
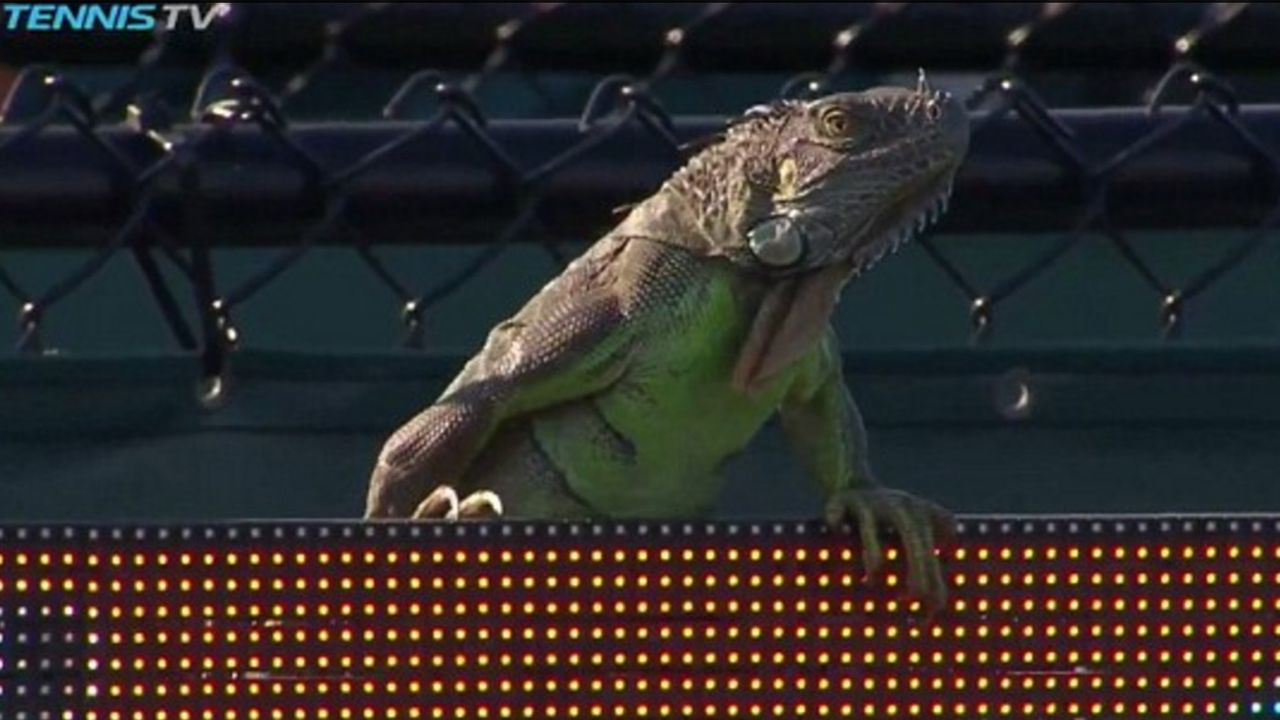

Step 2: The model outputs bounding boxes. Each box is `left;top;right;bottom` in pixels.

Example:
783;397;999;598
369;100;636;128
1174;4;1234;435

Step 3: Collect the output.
4;231;1280;521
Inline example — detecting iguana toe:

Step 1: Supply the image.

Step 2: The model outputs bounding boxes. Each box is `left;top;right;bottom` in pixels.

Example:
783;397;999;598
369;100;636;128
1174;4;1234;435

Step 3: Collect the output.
412;485;461;521
458;490;504;520
826;487;955;616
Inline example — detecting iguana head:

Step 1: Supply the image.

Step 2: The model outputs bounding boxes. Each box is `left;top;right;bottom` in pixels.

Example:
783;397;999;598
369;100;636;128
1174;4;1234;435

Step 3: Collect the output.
646;76;970;392
664;74;969;275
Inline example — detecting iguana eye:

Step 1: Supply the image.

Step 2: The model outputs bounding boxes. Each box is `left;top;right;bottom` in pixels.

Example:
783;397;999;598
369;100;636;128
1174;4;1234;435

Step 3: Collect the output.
819;107;852;136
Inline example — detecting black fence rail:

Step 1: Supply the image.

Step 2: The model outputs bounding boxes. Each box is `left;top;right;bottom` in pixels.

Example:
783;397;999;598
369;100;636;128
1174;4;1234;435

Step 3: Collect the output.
4;3;1280;114
2;3;1280;376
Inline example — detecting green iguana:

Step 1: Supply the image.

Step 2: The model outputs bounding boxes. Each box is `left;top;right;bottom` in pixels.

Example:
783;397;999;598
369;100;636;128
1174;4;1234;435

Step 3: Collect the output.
365;76;970;610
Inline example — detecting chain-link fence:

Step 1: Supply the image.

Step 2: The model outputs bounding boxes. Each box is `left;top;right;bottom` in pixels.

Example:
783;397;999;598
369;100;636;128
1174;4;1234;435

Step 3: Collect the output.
3;4;1280;377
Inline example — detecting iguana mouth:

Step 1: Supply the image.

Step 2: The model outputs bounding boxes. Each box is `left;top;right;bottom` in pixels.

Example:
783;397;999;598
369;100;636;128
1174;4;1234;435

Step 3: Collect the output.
843;165;958;279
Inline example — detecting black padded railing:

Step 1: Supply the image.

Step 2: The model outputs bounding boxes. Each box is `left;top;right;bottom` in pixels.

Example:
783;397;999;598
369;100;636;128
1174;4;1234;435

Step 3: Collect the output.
3;5;1279;82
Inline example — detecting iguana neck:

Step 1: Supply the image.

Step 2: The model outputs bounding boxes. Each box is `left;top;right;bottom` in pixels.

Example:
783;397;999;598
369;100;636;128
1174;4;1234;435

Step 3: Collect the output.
611;139;774;261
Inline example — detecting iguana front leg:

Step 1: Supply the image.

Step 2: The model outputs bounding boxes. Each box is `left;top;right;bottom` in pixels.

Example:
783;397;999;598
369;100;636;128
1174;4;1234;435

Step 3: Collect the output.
366;281;636;519
780;329;956;612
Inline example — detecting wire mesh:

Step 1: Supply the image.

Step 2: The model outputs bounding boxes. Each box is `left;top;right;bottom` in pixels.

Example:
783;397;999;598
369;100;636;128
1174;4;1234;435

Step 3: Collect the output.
2;3;1280;379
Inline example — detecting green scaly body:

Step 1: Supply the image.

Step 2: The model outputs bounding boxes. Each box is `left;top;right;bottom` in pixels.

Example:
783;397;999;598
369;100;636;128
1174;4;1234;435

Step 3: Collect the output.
365;83;971;609
528;246;823;518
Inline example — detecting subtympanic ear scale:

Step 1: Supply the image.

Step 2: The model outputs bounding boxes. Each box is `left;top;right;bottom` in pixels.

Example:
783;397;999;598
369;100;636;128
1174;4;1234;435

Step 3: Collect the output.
747;215;805;267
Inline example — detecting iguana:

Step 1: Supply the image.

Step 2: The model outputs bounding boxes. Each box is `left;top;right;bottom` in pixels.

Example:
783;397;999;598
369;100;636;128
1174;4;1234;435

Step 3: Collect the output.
365;77;970;610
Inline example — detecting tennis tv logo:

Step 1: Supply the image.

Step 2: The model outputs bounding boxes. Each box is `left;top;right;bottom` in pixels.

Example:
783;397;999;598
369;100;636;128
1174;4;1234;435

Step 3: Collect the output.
1;3;231;31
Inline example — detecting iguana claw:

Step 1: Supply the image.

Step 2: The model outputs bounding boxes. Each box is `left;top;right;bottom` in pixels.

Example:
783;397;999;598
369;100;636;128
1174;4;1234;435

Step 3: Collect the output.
458;490;504;520
411;485;504;521
412;485;460;520
825;487;956;615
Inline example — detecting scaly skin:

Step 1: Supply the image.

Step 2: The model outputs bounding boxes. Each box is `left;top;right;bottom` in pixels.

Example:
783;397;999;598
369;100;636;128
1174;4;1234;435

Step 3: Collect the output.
366;78;970;610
